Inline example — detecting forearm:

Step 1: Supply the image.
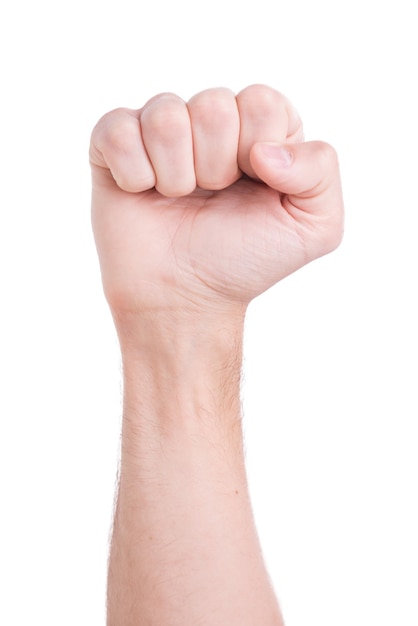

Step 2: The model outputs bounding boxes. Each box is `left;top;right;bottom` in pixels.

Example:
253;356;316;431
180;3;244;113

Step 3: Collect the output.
107;312;283;626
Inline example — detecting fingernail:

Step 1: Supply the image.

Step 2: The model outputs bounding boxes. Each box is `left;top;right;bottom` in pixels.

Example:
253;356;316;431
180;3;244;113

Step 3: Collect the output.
258;143;293;167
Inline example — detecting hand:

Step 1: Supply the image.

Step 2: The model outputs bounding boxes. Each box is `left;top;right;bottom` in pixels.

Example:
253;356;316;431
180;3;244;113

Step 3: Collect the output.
90;85;343;318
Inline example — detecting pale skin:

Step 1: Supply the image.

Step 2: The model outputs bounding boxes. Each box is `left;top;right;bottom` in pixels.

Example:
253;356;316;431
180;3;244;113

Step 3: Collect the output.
90;84;344;625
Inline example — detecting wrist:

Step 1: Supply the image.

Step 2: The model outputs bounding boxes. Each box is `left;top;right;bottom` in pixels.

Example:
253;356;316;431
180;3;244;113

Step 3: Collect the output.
113;306;245;371
112;309;246;488
114;307;246;431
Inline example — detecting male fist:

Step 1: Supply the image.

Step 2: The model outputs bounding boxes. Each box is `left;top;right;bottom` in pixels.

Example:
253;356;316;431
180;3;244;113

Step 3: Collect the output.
90;85;343;317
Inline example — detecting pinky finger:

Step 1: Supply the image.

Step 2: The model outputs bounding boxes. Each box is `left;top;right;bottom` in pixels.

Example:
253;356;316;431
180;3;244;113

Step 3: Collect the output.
89;108;156;192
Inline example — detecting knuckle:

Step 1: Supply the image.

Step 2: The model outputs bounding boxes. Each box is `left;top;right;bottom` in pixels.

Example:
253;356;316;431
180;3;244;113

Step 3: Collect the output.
143;91;180;107
95;109;137;154
314;141;339;168
141;94;186;138
238;84;287;112
188;88;236;125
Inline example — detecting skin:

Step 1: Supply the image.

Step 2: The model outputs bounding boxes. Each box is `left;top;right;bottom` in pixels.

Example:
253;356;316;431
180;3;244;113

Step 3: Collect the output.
90;84;344;625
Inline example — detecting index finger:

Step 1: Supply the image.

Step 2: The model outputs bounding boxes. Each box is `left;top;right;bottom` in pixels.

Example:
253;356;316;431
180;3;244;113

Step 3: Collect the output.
236;84;303;178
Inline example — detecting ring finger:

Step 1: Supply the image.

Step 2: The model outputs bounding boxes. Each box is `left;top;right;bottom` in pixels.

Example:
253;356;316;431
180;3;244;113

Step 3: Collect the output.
140;93;196;197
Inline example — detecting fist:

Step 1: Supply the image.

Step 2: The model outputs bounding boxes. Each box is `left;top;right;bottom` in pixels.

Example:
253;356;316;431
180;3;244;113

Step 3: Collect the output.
90;85;344;316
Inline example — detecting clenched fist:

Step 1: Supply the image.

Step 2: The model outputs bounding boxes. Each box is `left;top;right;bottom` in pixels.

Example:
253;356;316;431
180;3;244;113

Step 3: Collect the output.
90;85;343;319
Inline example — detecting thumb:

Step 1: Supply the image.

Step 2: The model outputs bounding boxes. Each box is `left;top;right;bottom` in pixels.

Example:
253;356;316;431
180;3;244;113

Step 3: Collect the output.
250;140;344;217
250;140;344;256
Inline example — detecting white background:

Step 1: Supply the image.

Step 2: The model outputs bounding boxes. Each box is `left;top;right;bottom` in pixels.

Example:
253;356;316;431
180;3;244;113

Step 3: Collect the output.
1;0;417;624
